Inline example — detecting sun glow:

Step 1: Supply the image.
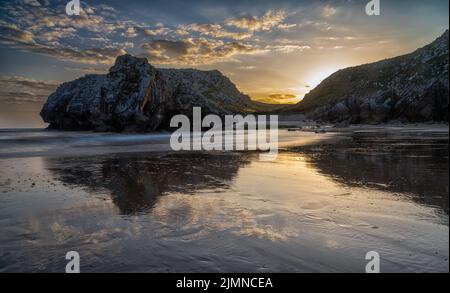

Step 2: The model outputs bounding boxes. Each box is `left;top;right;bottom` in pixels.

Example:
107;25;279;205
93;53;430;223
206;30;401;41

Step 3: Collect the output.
307;67;341;89
292;67;343;101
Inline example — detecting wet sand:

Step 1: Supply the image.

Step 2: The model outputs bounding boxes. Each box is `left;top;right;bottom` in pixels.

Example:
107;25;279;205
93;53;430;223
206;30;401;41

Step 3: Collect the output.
0;126;448;272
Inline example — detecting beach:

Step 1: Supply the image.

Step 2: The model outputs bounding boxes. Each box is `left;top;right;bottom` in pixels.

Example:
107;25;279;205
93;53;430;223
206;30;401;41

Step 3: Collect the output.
0;125;448;272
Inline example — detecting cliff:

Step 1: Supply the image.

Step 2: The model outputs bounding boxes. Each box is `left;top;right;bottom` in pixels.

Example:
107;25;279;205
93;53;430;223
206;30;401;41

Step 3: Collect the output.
288;30;449;123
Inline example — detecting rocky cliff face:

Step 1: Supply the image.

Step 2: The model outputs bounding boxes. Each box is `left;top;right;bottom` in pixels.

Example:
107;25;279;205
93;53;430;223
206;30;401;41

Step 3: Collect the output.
159;68;254;115
290;30;449;123
41;54;254;131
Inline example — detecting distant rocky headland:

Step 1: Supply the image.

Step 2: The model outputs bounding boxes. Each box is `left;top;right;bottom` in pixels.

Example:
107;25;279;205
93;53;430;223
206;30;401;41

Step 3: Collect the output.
286;30;449;123
41;30;449;131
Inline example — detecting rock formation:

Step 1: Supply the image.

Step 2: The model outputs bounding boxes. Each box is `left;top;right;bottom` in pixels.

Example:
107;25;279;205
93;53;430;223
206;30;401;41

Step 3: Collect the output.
41;54;256;131
287;30;449;123
41;31;450;130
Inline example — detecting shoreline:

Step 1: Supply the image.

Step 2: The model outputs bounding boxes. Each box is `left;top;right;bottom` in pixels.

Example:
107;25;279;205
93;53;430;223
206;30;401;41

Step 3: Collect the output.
0;124;448;159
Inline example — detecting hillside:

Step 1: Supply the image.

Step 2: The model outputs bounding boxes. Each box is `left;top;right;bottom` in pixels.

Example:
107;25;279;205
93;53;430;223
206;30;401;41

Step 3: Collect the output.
286;30;449;123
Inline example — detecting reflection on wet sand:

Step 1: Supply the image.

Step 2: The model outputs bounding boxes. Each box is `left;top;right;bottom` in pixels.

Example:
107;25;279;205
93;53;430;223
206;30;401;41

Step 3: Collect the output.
0;128;448;272
301;131;449;215
45;130;449;217
45;153;251;215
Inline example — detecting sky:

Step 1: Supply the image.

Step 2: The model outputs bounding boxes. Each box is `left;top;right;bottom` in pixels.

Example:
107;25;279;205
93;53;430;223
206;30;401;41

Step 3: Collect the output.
0;0;448;127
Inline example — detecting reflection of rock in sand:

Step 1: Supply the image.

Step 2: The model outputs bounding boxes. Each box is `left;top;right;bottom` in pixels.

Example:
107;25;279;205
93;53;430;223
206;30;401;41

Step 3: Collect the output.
45;153;252;215
301;131;449;214
9;136;449;272
44;152;299;245
45;129;449;217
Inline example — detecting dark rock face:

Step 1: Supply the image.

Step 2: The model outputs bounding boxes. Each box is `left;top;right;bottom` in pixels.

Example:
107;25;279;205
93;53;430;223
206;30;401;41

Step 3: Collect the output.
41;54;253;131
159;68;252;115
290;30;449;123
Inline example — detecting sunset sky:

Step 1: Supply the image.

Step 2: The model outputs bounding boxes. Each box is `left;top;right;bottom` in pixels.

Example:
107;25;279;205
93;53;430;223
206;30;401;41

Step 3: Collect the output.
0;0;448;127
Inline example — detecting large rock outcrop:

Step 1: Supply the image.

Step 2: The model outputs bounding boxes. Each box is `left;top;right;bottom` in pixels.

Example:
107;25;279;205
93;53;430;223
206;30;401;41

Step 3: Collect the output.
287;30;449;123
41;54;255;131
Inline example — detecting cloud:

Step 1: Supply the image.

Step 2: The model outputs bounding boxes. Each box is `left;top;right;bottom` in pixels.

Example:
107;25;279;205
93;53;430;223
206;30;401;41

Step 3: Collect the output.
10;39;128;64
0;75;59;104
251;93;300;104
269;93;298;100
124;27;138;38
278;23;297;30
321;5;337;18
0;22;35;44
141;38;263;65
11;2;118;34
175;27;190;36
267;44;311;53
297;20;333;32
239;66;256;70
142;39;191;59
138;26;171;37
38;27;77;42
0;0;142;64
185;23;253;40
0;1;132;64
226;10;288;31
253;93;299;104
0;3;312;67
21;0;41;7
